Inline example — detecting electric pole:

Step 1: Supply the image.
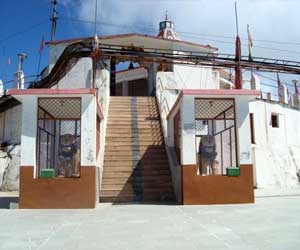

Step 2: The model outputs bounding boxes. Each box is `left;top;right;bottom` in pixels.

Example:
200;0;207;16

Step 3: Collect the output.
50;0;58;41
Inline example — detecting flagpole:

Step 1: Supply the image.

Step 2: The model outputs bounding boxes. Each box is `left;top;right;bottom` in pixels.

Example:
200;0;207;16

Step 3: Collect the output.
235;2;239;36
36;36;45;81
234;2;242;89
36;53;42;81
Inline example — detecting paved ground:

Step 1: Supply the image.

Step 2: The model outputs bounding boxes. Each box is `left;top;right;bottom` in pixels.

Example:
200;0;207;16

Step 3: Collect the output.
0;195;300;250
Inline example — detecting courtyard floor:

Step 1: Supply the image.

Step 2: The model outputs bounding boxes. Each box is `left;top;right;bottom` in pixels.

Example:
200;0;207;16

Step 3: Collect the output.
0;194;300;250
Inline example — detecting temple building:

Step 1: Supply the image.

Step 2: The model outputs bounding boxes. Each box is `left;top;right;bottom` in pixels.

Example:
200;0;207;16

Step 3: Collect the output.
0;17;300;208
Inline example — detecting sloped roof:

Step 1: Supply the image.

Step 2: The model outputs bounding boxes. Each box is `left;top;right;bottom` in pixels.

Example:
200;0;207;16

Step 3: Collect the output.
46;33;218;52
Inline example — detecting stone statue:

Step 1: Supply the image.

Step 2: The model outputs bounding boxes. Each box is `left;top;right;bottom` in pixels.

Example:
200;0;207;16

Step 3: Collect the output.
199;135;218;176
58;134;80;178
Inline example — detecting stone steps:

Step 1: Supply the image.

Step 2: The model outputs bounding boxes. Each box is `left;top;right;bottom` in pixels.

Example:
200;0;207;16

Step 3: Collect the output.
101;96;174;203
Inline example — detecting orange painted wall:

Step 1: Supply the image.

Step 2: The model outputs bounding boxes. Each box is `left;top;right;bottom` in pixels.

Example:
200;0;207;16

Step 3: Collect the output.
182;165;255;205
19;166;97;209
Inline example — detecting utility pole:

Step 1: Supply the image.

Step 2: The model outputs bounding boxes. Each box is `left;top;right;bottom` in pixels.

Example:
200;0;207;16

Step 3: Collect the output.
50;0;58;41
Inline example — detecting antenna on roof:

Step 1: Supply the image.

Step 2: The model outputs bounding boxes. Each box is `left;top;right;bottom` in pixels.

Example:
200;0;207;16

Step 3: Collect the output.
94;0;98;35
50;0;58;41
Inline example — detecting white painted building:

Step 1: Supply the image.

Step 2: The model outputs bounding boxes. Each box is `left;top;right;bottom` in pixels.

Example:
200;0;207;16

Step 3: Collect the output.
0;17;299;205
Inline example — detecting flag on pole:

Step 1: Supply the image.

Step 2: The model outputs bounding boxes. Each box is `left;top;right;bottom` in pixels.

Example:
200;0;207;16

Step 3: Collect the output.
247;24;254;61
295;80;299;96
39;36;45;54
277;73;284;101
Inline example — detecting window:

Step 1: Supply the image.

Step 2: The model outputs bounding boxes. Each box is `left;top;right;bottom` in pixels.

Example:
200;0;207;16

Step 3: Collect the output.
37;98;81;178
250;113;255;144
271;114;279;128
195;98;237;176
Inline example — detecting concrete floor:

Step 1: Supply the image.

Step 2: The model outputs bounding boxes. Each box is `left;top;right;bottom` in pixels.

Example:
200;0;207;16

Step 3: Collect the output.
0;196;300;250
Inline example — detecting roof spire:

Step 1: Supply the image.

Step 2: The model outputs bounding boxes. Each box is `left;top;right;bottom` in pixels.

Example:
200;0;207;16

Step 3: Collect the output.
157;12;179;40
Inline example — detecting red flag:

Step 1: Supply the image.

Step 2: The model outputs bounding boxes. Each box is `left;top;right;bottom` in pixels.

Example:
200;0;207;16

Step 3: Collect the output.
7;57;11;65
235;35;242;89
39;36;45;54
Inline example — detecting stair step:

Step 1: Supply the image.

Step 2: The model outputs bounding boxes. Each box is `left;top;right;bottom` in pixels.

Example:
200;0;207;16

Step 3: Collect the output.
106;132;162;137
103;170;171;178
107;121;161;125
106;138;164;144
104;155;168;161
103;165;170;171
101;189;134;196
102;176;172;184
105;144;165;152
104;148;166;155
100;195;135;203
104;152;166;158
105;142;164;146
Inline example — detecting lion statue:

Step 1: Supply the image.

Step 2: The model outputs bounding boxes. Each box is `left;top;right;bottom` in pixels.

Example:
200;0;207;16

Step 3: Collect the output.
57;134;80;178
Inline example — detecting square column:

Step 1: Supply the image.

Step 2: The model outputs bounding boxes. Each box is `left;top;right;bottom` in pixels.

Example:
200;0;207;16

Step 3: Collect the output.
180;95;196;165
236;96;252;165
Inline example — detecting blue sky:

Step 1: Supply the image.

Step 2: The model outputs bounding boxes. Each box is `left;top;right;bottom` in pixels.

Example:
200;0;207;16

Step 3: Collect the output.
1;0;300;95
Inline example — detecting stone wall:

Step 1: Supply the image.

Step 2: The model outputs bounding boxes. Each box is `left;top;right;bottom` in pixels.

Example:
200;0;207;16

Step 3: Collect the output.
0;144;20;191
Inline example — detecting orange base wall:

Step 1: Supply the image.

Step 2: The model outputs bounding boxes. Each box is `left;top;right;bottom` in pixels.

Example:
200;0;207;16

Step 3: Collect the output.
19;166;97;209
182;165;255;205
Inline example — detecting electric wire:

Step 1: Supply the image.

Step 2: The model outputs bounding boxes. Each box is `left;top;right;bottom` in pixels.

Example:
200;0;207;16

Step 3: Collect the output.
0;19;48;44
60;17;300;55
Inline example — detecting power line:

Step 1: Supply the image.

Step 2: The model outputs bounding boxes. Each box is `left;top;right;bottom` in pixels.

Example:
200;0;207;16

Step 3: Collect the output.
60;17;300;55
0;20;48;44
253;72;296;88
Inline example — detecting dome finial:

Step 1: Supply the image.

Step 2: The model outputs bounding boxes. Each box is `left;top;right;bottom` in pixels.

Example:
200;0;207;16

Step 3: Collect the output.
165;10;168;21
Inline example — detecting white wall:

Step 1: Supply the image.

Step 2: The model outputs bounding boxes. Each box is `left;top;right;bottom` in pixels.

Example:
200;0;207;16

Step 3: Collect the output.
20;96;38;170
81;95;97;167
95;69;110;190
173;65;219;90
0;105;22;144
180;95;197;165
55;58;93;89
49;44;67;69
236;96;252;165
49;44;93;89
250;99;300;188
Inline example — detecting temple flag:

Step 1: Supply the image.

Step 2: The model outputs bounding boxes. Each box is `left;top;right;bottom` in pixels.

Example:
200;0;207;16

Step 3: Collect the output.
277;73;284;101
295;80;299;96
247;24;254;61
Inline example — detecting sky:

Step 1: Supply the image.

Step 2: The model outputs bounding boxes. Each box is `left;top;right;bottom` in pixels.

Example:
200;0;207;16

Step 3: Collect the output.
1;0;300;95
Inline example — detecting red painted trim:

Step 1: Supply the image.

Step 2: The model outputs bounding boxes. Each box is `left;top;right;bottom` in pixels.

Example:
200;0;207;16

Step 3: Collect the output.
46;33;218;51
167;89;261;120
8;88;96;96
182;89;261;96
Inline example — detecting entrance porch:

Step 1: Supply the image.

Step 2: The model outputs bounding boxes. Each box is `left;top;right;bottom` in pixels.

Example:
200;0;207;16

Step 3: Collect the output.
167;89;260;205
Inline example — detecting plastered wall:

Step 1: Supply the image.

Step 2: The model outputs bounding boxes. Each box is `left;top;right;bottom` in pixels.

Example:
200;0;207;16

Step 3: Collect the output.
250;99;300;188
0;105;22;144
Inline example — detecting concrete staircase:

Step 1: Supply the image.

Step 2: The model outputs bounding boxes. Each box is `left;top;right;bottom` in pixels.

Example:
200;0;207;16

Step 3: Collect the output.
100;96;174;203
